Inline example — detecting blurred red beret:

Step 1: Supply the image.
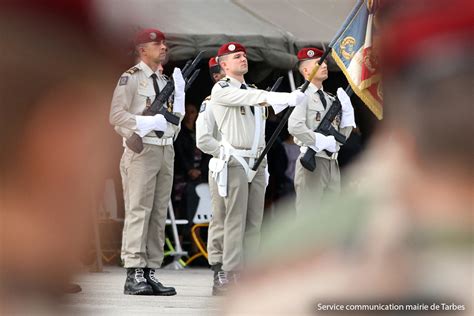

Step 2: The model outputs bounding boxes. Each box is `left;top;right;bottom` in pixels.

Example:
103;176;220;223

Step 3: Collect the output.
208;57;218;68
217;42;246;57
297;47;324;61
134;28;165;46
380;0;474;75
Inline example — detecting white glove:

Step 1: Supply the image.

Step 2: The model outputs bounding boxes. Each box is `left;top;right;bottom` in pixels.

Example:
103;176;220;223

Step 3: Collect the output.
287;90;306;107
136;114;167;137
173;68;186;115
337;87;356;128
266;91;306;115
173;68;185;97
313;132;337;153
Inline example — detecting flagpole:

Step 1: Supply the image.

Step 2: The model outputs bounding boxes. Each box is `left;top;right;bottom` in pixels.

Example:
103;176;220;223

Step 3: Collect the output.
249;0;364;177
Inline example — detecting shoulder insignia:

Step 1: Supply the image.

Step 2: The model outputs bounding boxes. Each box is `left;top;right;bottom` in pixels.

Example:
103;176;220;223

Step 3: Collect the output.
119;76;129;86
161;74;169;80
200;96;211;113
125;66;140;75
218;81;229;88
248;83;258;89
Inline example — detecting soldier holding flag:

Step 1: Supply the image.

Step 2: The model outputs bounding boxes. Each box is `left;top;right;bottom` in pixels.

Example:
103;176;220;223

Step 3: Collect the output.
289;48;356;213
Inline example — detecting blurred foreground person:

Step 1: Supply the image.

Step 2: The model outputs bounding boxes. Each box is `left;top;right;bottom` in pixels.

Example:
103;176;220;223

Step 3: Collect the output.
224;1;473;315
0;1;122;314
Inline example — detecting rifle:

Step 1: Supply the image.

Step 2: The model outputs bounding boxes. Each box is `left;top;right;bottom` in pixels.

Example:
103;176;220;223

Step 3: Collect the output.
266;76;283;92
126;51;204;153
300;86;353;171
299;99;345;172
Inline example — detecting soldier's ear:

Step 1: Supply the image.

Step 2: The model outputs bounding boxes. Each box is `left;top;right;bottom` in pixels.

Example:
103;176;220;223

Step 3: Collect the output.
303;67;309;78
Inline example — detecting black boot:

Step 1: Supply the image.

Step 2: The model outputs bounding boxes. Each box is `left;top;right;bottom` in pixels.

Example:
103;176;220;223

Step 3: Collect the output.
212;270;230;296
124;268;153;295
144;268;177;296
210;263;223;282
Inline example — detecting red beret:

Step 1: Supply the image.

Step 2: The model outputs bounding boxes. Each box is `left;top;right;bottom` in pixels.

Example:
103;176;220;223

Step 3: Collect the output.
297;47;324;61
217;42;246;57
380;0;474;75
208;57;218;68
134;28;165;46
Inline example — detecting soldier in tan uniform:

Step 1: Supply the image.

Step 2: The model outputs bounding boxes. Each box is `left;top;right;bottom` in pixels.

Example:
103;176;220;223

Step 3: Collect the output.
288;48;355;213
208;42;306;293
195;57;227;295
109;28;185;296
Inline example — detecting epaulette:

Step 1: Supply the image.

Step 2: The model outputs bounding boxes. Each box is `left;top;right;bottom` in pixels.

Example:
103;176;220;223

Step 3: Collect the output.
199;96;211;113
125;66;140;75
162;74;169;80
218;78;230;88
248;83;258;89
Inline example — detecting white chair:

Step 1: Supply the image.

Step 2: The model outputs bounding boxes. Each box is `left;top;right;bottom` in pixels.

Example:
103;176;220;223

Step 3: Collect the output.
163;200;189;270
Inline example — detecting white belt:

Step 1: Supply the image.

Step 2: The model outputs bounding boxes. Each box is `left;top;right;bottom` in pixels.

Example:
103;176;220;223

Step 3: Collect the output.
220;140;259;158
143;136;173;146
224;147;258;158
300;146;338;160
123;136;173;147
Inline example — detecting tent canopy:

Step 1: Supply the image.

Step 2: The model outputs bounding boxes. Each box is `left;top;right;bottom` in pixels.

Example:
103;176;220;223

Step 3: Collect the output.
96;0;357;70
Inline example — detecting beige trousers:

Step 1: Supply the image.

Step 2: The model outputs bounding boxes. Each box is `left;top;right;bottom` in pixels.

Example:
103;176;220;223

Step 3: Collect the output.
207;173;225;266
294;156;340;214
120;144;174;268
221;157;266;272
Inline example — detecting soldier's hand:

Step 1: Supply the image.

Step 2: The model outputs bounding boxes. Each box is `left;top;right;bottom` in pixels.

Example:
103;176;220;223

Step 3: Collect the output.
172;68;186;115
173;68;186;97
337;87;353;113
153;114;167;132
288;90;306;107
314;133;337;152
337;87;356;128
136;114;166;136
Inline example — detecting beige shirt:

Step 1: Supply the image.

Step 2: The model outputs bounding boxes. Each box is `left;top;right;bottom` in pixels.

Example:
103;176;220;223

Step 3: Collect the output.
209;76;268;150
196;96;221;158
288;83;352;159
109;61;183;139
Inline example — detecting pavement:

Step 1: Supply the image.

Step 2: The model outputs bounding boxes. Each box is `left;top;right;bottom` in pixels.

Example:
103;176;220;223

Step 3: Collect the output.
65;266;223;316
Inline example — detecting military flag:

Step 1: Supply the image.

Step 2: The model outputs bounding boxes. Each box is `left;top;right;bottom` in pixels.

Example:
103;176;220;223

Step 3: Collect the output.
331;0;383;119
